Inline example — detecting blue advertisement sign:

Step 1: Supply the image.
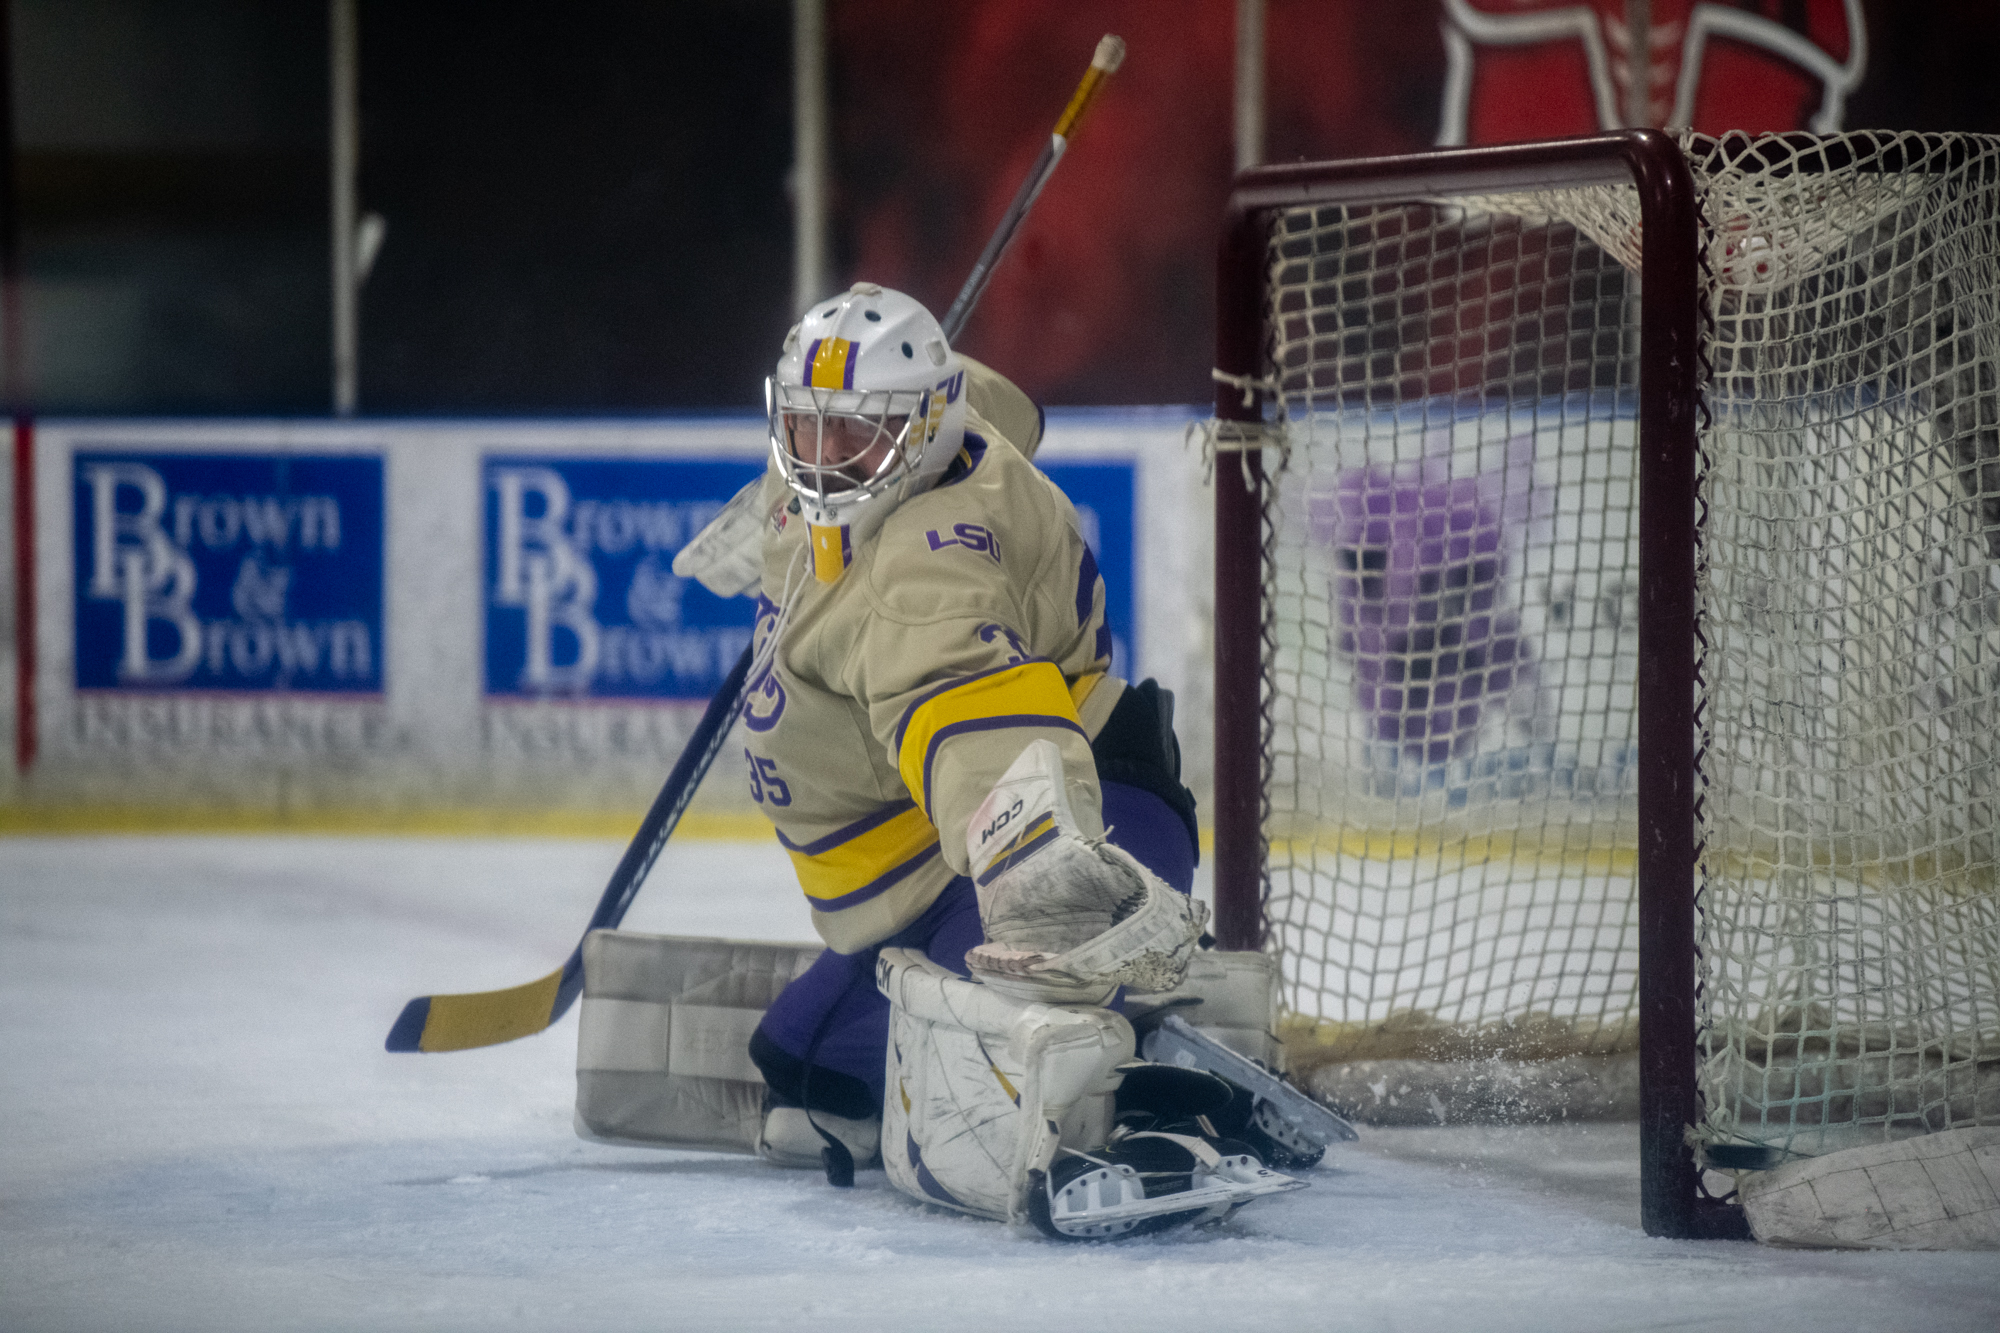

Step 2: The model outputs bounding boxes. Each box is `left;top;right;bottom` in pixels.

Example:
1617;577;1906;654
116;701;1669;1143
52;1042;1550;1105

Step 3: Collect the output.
1041;461;1136;675
484;457;764;700
73;453;385;694
482;455;1139;701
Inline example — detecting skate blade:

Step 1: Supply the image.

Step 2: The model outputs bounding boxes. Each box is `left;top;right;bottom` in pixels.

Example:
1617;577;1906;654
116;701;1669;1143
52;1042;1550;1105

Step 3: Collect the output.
1045;1156;1307;1238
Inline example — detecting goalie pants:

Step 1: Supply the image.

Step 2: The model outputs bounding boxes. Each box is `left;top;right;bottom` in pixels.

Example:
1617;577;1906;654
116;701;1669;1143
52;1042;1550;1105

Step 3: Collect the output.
749;779;1197;1117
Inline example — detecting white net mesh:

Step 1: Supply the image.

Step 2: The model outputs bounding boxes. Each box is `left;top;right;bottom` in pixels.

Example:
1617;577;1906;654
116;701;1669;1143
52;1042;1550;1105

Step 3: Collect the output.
1252;131;2000;1153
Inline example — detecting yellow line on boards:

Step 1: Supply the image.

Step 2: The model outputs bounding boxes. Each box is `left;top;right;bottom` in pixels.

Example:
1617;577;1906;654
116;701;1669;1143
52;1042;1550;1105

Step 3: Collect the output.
1268;826;1638;874
0;804;777;841
1;805;1244;860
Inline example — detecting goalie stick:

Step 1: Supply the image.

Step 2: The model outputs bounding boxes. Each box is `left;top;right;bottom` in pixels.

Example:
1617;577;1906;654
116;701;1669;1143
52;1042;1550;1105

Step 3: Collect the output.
386;32;1128;1054
940;33;1124;338
385;646;752;1051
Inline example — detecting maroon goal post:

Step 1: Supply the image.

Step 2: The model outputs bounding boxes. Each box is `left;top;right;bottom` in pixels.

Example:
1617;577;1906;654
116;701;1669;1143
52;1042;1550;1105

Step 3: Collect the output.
1208;128;2000;1241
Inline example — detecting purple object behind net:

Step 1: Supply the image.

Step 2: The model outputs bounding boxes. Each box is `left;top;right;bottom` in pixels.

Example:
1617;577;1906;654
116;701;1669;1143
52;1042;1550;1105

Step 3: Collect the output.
1313;462;1530;769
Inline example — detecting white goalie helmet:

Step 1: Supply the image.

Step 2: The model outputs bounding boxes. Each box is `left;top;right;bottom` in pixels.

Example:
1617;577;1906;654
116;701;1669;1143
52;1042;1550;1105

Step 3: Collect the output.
767;283;967;581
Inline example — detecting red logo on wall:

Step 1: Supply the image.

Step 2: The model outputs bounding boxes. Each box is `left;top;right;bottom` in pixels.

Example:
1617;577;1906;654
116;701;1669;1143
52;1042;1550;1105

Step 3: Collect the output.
1440;0;1865;143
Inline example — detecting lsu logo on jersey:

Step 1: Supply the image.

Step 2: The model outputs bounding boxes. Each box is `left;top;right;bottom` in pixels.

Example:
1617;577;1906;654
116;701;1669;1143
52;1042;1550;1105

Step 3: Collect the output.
926;522;1001;563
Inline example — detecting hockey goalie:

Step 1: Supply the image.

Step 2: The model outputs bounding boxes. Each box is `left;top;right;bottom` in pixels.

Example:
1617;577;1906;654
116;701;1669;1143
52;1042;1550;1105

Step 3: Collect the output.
640;284;1339;1236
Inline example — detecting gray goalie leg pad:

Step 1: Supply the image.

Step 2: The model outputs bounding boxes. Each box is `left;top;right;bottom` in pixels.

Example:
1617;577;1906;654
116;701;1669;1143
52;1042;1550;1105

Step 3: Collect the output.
573;931;823;1152
878;947;1130;1222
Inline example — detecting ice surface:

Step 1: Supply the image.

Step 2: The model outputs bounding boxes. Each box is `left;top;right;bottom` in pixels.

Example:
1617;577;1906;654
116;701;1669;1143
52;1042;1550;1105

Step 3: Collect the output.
4;834;1997;1333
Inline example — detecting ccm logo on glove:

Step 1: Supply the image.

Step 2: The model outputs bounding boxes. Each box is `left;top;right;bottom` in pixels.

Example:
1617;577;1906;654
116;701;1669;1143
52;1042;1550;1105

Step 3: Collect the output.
979;797;1027;849
925;523;1002;562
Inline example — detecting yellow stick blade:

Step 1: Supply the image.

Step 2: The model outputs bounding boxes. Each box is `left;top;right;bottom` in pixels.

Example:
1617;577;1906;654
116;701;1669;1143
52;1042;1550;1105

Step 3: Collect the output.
386;967;565;1052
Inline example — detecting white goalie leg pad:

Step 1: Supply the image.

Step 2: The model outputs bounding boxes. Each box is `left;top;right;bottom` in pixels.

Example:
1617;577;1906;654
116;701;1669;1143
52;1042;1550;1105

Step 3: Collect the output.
963;740;1207;998
876;947;1132;1223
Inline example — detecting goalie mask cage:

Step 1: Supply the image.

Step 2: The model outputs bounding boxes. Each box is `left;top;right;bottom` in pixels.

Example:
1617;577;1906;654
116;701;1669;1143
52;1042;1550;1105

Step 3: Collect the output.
1210;129;2000;1240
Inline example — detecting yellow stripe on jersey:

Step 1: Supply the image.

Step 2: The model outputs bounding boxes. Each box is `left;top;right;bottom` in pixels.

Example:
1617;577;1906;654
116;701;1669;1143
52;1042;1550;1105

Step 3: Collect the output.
782;802;941;910
896;660;1084;821
1068;670;1105;714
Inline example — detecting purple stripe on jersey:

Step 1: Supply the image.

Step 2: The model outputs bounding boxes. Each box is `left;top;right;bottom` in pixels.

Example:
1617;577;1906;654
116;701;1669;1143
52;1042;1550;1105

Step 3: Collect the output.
810;842;941;912
918;714;1089;823
1075;544;1100;627
774;799;919;857
890;656;1062;759
1095;623;1113;667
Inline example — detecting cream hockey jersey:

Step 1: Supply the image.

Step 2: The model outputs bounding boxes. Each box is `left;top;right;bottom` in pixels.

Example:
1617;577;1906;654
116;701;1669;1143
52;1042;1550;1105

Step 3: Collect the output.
741;364;1124;953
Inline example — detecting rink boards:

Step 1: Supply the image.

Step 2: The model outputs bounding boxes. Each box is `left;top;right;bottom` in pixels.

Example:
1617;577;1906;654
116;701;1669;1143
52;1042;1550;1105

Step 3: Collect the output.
0;410;1209;827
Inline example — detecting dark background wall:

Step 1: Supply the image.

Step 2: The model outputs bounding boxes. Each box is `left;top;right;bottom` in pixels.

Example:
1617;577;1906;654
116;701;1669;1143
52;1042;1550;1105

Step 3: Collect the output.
9;0;797;415
7;0;1999;416
11;0;325;412
355;1;794;413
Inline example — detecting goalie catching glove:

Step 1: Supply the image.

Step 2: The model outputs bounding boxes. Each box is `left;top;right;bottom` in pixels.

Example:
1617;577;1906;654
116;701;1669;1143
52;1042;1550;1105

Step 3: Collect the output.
962;739;1206;1001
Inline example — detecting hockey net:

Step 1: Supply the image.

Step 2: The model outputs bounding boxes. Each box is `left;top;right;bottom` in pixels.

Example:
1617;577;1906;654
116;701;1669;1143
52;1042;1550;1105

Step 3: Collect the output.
1227;131;2000;1161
